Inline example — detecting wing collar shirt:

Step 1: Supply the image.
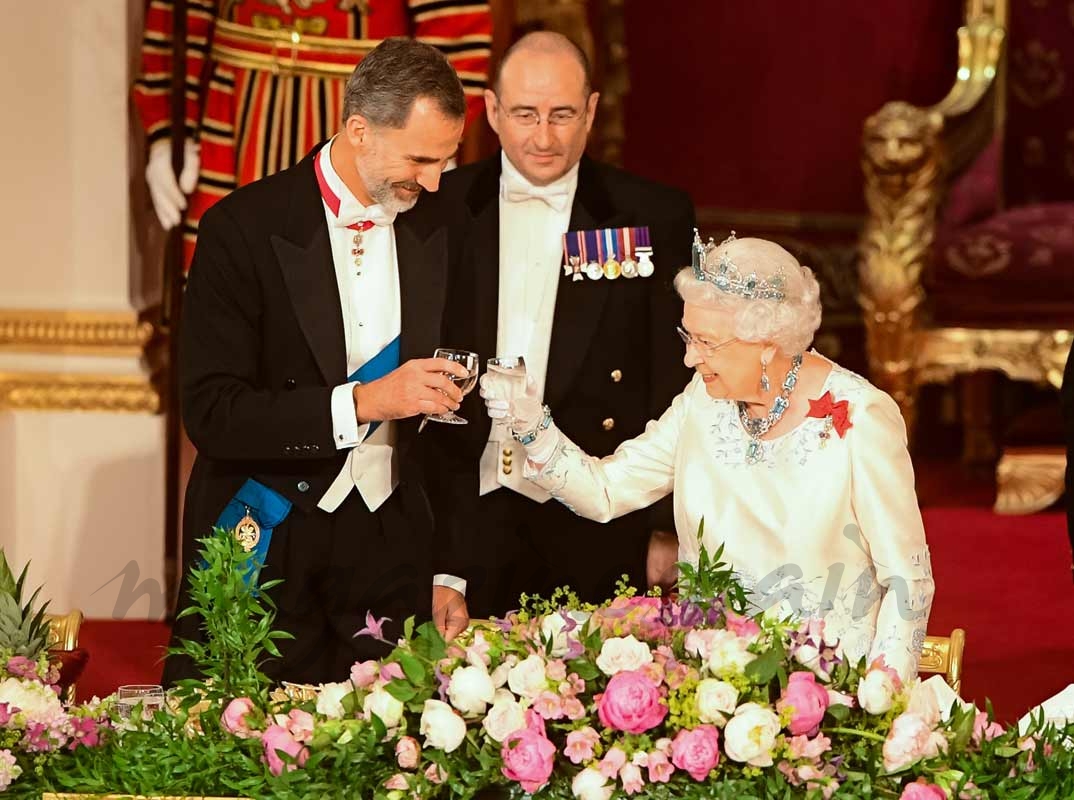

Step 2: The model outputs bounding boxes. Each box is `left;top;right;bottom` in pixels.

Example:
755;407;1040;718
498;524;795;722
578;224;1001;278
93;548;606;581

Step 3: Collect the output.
480;152;579;500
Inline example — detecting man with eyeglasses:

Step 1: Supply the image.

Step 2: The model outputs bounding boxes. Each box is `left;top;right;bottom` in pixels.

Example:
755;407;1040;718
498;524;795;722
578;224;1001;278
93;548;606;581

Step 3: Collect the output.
418;31;696;622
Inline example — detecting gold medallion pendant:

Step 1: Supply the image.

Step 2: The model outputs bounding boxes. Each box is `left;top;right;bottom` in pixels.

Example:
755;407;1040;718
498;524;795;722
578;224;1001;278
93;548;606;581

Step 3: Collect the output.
234;506;261;553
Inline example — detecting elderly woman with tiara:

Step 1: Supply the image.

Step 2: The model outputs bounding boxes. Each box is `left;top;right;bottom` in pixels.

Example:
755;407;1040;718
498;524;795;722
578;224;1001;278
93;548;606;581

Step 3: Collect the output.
479;233;934;681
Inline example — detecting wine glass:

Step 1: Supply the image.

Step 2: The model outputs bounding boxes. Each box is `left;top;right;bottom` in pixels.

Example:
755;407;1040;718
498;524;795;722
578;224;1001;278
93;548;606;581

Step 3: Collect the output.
486;356;528;432
422;348;479;427
116;684;165;720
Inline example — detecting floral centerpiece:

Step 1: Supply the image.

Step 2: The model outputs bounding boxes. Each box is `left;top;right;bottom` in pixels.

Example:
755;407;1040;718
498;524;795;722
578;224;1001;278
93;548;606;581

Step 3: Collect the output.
0;551;110;796
13;529;1074;799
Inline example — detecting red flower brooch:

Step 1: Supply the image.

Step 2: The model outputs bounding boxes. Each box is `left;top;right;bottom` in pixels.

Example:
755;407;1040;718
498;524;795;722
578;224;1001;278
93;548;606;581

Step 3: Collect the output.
806;391;853;440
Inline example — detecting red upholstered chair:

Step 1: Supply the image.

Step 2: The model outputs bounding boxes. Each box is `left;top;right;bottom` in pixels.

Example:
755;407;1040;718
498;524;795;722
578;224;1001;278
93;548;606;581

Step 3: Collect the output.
859;0;1074;513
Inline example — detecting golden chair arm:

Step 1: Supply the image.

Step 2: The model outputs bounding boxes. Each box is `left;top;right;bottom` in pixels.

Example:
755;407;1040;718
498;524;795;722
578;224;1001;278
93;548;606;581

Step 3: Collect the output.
919;628;967;696
860;0;1007;434
45;610;84;651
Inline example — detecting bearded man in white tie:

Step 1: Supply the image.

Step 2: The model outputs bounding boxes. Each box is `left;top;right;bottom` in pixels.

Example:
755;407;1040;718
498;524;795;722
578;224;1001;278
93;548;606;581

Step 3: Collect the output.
418;32;696;621
165;39;474;687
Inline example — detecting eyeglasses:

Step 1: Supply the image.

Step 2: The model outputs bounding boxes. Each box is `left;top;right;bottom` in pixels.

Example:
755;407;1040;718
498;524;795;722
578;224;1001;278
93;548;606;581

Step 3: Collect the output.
496;100;584;128
676;326;737;356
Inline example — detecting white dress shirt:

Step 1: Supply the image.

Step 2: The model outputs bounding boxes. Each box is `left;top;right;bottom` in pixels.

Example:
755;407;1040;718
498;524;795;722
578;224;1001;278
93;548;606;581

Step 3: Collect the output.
479;153;579;499
317;139;401;514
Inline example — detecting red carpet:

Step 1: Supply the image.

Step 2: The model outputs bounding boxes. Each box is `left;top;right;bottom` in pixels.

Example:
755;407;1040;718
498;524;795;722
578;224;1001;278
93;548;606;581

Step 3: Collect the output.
76;503;1074;724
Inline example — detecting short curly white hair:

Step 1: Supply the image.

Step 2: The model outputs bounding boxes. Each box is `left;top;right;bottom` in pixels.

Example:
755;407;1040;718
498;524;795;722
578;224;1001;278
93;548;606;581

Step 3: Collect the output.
673;237;822;356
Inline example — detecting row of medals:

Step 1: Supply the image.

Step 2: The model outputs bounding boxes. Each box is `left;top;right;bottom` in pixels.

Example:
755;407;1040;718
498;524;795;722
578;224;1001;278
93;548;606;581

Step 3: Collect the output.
564;252;655;282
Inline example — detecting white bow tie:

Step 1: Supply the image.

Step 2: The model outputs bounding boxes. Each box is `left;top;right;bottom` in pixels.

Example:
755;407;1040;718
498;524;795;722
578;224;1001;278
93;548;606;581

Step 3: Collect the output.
502;177;570;213
335;200;396;229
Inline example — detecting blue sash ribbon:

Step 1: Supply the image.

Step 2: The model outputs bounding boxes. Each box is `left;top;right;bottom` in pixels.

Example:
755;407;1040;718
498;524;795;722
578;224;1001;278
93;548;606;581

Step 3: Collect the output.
212;335;401;581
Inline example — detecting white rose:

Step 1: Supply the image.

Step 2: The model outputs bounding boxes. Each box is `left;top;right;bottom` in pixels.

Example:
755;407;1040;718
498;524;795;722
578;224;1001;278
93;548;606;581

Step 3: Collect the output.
0;678;64;722
490;661;512;688
596;635;653;676
541;614;571;657
419;699;467;753
723;702;781;767
684;629;716;660
906;677;942;727
315;681;353;719
706;630;757;676
695;678;739;726
482;692;527;742
448;664;496;716
507;654;548;700
363;685;405;728
857;668;898;715
571;766;613;800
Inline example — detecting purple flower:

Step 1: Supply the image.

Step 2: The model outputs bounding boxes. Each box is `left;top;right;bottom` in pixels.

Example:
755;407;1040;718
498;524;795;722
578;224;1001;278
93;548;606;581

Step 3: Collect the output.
354;611;393;642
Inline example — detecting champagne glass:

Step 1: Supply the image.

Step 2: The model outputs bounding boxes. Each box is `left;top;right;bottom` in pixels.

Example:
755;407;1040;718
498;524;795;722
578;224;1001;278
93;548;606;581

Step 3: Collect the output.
422;348;479;427
486;356;528;432
116;684;165;720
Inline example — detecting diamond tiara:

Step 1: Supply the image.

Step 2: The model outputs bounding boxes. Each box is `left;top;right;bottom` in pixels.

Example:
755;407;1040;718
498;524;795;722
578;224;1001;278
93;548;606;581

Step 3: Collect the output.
691;229;787;303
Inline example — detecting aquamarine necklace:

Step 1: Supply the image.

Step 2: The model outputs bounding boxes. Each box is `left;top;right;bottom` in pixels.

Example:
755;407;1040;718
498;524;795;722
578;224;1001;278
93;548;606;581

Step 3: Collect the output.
738;353;804;465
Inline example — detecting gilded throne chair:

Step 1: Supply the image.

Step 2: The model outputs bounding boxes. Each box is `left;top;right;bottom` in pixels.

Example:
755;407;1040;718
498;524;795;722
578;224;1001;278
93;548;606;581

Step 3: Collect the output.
859;0;1074;515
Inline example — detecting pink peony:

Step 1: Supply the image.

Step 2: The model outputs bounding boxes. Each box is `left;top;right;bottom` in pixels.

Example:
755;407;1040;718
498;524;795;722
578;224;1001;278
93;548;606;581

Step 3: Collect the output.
350;660;379;689
565;727;600;764
883;712;946;772
501;726;557;793
900;779;947;799
261;723;309;776
778;672;830;736
670;725;721;781
597;671;668;734
395;735;421;769
647;750;675;783
221;697;259;739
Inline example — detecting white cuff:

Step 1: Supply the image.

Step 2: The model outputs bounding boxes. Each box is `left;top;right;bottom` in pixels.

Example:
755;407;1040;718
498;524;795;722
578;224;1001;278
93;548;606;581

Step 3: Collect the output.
523;423;560;465
331;381;369;449
433;573;467;596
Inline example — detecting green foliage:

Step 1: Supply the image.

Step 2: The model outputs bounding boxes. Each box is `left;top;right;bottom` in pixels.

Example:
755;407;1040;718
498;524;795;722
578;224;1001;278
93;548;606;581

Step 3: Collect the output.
675;520;750;614
0;549;49;658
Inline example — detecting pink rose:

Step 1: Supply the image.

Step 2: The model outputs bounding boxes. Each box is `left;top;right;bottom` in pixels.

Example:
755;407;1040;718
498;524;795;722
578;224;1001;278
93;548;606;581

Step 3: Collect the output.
350;660;379;688
396;735;421;769
972;712;1004;746
883;713;946;772
619;762;645;795
670;725;721;781
501;727;557;793
261;724;309;776
221;697;259;739
598;746;627;779
724;609;762;639
424;763;448;784
900;779;947;799
565;727;600;764
778;672;830;736
597;671;668;734
646;750;674;783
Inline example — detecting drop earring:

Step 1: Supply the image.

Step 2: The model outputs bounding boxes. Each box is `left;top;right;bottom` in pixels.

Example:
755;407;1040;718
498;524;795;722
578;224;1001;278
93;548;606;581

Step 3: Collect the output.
759;357;770;393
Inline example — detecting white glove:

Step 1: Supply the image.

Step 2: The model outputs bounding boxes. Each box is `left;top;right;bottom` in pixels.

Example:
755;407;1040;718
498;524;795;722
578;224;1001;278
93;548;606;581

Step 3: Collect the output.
478;371;535;421
145;138;200;230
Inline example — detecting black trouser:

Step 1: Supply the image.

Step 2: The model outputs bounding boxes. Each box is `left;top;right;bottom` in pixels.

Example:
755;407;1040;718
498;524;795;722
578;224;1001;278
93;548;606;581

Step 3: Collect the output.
463;488;650;620
163;482;434;687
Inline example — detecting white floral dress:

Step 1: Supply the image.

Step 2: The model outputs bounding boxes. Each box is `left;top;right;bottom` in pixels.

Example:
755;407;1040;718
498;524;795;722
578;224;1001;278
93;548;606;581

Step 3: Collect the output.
527;357;934;681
